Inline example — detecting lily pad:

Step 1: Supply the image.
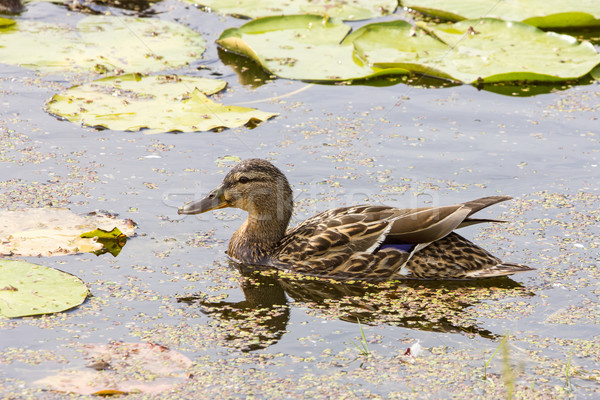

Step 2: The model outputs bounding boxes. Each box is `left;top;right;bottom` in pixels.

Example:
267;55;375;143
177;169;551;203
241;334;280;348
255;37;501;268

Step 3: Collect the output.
0;17;15;27
0;260;88;318
362;19;600;83
34;342;192;395
0;16;206;74
218;16;600;84
0;208;135;257
80;227;128;257
402;0;600;28
46;73;278;133
187;0;397;21
592;64;600;80
217;15;409;82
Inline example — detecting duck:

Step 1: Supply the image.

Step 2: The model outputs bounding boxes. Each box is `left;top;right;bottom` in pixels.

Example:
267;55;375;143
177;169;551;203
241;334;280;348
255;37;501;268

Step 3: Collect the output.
0;0;23;13
178;158;533;281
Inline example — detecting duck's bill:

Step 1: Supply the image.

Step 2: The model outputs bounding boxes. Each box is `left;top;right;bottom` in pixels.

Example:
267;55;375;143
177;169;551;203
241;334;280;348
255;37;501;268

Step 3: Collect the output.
178;186;228;215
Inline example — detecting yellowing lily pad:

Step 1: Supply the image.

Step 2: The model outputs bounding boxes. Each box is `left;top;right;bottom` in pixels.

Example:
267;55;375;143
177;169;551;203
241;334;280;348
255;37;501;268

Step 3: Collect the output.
80;227;129;257
0;16;206;75
0;17;15;27
217;15;409;82
187;0;397;21
46;73;278;133
0;260;88;318
0;208;136;257
403;0;600;28
34;342;192;395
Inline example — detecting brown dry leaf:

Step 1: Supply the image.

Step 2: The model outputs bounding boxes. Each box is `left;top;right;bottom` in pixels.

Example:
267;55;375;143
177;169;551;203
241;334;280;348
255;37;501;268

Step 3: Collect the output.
0;208;135;257
34;342;192;395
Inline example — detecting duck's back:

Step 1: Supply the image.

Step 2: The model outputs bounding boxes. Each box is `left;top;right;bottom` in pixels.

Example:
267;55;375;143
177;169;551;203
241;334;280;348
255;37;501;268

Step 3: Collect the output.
271;203;533;281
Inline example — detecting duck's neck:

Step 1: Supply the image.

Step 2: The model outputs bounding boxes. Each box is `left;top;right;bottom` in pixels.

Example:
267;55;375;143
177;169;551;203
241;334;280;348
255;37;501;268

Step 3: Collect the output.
228;201;293;264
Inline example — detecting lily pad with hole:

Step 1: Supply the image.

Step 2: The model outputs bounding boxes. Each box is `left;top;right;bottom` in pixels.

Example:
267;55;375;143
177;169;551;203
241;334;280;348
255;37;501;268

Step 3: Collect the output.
217;15;409;82
363;18;600;83
34;342;192;395
46;73;277;133
187;0;397;21
402;0;600;28
0;208;135;257
0;260;89;318
0;16;206;75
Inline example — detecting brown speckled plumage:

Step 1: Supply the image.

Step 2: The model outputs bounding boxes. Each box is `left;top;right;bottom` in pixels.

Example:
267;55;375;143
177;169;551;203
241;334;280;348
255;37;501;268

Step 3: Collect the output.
179;159;533;281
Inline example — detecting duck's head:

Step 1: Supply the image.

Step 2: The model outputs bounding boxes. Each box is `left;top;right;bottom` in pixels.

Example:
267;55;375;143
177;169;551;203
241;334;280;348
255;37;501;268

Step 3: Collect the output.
178;158;293;222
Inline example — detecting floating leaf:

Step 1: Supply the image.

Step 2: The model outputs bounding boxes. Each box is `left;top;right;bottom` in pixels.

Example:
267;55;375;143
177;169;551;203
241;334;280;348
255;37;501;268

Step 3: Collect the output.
217;15;409;82
218;16;600;84
592;64;600;80
216;155;242;168
187;0;397;21
34;342;192;395
0;16;206;74
351;20;450;78
0;208;135;257
0;17;15;27
419;19;600;83
0;260;88;318
46;73;278;133
360;19;600;83
402;0;600;28
80;227;128;257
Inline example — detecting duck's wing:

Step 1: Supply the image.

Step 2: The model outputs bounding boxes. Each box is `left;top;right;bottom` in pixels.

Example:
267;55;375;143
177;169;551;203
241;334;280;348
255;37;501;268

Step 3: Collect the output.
386;195;513;244
277;205;400;259
271;197;520;281
272;205;408;280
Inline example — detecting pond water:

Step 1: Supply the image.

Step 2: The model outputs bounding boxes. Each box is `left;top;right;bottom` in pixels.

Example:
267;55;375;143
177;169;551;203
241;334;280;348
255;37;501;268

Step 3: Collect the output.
1;1;599;398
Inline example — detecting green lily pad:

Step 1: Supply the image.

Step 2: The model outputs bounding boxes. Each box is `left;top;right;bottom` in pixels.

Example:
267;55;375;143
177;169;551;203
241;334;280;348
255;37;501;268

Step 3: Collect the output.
592;64;600;80
0;16;206;74
0;260;88;318
363;19;600;83
402;0;600;28
217;15;409;82
351;20;451;78
0;17;15;28
187;0;397;21
424;19;600;83
218;16;600;84
46;73;278;133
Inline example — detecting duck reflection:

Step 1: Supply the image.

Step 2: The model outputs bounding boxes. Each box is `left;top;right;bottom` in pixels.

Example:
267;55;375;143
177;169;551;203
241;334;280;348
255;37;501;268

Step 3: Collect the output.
178;261;533;351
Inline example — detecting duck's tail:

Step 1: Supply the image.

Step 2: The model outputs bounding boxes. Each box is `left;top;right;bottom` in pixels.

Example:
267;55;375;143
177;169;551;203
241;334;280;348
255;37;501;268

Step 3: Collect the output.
465;262;535;279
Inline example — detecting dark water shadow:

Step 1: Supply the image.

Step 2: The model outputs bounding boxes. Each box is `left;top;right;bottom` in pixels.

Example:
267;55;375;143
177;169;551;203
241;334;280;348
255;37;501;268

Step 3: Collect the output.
477;77;596;97
178;261;534;351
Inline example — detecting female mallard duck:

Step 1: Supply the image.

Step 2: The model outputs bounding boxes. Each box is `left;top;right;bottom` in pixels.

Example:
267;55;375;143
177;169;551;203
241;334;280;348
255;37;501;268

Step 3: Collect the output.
179;159;533;281
0;0;23;13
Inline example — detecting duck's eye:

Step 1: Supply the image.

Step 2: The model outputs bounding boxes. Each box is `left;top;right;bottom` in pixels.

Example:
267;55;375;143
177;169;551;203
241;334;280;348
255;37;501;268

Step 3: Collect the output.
238;176;250;184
